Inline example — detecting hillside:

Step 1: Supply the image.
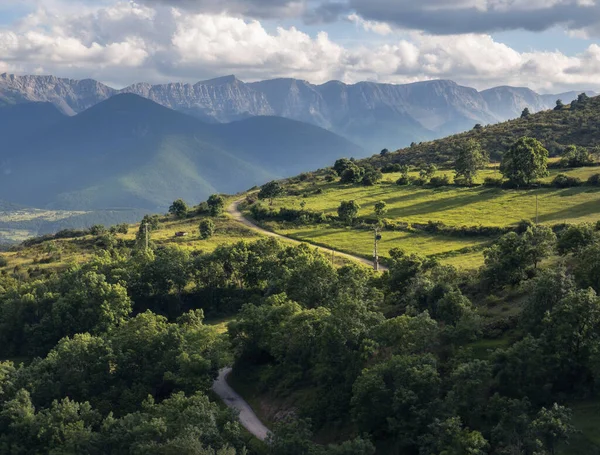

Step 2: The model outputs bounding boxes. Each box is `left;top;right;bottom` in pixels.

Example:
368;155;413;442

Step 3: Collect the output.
0;94;361;212
1;73;592;152
366;94;600;167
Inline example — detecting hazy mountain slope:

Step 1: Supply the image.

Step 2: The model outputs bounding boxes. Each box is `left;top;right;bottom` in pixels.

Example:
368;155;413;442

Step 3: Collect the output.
0;102;65;146
0;94;360;211
0;94;275;210
364;94;600;168
215;115;365;175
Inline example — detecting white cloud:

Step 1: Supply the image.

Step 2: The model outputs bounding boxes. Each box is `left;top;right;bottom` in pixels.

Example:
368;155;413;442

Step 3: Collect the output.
1;1;600;93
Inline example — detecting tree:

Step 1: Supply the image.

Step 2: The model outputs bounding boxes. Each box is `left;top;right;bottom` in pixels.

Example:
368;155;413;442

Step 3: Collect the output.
207;194;225;216
380;148;390;156
340;163;365;184
333;158;353;175
557;223;597;255
362;168;382;186
530;404;575;455
374;201;388;222
500;137;549;186
169;199;188;218
419;417;488;455
338;200;360;224
521;107;531;118
522;225;557;269
554;99;564;110
454;139;488;185
258;181;284;205
560;145;593;168
396;165;411;186
199;219;215;240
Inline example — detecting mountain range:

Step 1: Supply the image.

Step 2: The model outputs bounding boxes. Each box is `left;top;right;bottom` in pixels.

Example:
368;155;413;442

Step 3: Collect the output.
0;94;361;212
1;73;593;151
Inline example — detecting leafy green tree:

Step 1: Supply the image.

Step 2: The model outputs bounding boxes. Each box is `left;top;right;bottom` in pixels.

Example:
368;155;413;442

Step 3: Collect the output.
396;165;411;185
454;139;488;185
521;107;531;118
258;181;284;205
362;168;382;186
337;200;360;224
557;223;597;255
522;225;557;269
373;201;388;222
560;145;593;168
352;354;441;447
267;417;314;455
500;137;549;186
169;199;188;218
530;404;575;455
574;243;600;292
333;158;354;175
340;163;365;184
418;417;488;455
136;214;161;247
199;219;215;240
207;194;226;216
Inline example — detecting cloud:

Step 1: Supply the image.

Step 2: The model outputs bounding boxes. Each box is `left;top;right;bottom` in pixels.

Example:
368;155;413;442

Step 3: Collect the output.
340;0;600;35
135;0;307;19
1;1;600;93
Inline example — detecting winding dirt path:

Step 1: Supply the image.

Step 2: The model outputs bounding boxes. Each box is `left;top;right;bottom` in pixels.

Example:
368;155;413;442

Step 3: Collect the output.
212;367;270;441
227;198;388;271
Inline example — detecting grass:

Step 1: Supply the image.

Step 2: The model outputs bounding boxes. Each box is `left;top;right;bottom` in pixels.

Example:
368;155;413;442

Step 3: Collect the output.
558;398;600;454
268;223;488;269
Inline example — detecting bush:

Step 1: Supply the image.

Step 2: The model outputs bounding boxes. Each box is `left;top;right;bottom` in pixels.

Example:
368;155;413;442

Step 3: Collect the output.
483;177;503;187
199;219;215;240
0;256;7;268
552;173;582;188
587;173;600;186
429;175;451;187
89;225;107;236
382;163;402;173
396;176;410;186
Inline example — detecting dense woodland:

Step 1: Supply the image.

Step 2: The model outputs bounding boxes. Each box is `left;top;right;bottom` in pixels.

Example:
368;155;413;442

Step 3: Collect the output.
2;97;600;454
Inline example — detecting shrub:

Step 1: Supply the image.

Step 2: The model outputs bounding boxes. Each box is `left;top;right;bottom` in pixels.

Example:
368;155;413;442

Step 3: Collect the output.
396;176;410;186
587;173;600;186
552;173;582;188
483;177;503;187
89;225;107;236
199;219;215;240
429;175;451;187
382;163;402;173
362;169;383;186
0;256;7;268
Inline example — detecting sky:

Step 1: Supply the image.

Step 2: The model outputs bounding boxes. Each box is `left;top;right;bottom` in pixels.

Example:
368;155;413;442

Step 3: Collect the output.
0;0;600;92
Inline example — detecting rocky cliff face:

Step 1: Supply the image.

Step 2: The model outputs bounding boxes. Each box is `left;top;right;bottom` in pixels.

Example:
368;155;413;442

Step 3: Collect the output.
0;72;592;150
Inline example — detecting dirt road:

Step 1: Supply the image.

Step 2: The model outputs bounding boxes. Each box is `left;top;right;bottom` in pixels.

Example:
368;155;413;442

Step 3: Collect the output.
211;367;270;441
227;199;388;271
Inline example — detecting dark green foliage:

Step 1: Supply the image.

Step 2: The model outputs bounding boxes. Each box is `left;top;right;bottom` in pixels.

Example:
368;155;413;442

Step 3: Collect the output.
587;173;600;185
557;223;597;255
429;174;451;187
207;194;226;216
483;226;556;288
454;139;488;185
333;158;354;175
259;181;285;203
552;173;582;188
337;200;360;224
555;99;564;110
500;137;549;186
0;256;7;268
340;163;365;184
89;224;106;236
168;199;188;218
521;107;531;118
199;219;215;239
560;144;594;168
361;168;383;186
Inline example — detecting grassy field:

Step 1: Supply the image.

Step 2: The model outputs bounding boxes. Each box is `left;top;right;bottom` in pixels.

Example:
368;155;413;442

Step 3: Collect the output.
268;222;489;269
268;180;600;229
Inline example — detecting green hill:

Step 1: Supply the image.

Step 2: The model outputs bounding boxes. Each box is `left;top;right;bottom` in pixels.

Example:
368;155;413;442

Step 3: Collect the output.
0;94;362;212
365;94;600;168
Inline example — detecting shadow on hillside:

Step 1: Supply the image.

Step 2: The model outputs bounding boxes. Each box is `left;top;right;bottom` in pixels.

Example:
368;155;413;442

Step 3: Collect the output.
385;188;502;219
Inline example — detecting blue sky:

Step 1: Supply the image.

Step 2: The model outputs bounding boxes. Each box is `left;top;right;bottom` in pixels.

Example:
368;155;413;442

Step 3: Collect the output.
0;0;599;92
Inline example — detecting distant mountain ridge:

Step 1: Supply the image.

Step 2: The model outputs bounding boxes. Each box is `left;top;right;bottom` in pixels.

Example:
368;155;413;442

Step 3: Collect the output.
1;73;594;151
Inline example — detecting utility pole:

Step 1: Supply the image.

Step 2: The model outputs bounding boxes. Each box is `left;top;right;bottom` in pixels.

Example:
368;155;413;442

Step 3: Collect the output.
373;227;381;272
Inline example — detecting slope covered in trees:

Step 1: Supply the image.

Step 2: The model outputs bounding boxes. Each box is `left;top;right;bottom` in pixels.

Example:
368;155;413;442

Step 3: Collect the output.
366;94;600;167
